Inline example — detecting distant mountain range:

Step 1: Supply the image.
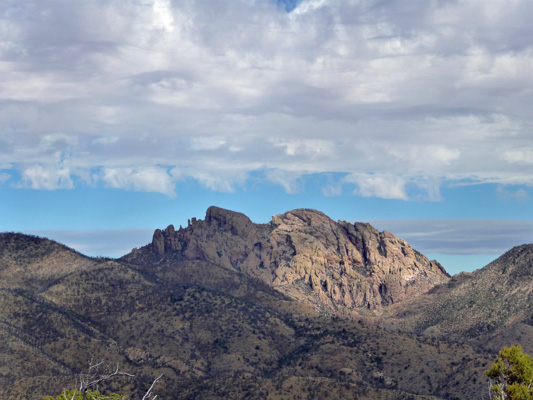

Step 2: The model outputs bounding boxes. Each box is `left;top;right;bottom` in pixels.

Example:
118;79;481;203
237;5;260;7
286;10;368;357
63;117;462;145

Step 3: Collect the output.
0;206;531;399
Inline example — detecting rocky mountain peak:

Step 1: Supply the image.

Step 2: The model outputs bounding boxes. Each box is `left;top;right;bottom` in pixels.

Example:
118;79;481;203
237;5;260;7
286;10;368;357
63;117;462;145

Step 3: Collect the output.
127;206;449;312
271;209;332;229
205;205;256;235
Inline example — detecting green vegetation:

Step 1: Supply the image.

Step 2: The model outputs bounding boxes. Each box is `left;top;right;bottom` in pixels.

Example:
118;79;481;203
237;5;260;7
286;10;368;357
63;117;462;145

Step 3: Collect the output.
43;389;125;400
486;345;533;399
6;228;533;399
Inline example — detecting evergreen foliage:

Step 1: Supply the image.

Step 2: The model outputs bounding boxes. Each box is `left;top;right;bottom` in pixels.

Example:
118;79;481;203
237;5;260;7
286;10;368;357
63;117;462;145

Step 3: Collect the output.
43;389;125;400
486;345;533;399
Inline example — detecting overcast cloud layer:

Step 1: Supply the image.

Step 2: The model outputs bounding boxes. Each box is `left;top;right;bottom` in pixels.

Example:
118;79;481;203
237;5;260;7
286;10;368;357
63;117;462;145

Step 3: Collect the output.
2;0;533;199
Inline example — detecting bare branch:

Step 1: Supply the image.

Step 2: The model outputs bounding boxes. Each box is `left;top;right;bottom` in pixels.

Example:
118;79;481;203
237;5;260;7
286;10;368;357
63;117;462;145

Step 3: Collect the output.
88;360;104;371
74;359;136;399
61;359;160;399
141;374;163;400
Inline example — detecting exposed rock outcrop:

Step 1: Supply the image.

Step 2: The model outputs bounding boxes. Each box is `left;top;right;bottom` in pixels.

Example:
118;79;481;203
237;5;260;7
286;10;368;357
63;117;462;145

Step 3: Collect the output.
266;209;448;310
123;206;449;311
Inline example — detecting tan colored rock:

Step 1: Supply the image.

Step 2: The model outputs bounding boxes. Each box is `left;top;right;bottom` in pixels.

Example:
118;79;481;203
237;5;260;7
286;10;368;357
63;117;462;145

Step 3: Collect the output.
144;206;449;311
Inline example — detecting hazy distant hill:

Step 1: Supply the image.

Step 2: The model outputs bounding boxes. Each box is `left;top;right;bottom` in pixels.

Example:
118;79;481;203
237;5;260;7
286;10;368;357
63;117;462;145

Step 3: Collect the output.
2;207;532;399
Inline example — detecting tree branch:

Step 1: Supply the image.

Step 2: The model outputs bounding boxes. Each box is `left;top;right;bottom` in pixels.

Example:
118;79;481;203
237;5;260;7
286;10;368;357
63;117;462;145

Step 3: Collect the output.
141;374;163;400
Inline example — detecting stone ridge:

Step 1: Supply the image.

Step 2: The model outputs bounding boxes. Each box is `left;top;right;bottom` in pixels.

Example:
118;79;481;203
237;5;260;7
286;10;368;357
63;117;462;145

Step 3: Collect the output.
383;243;533;339
124;206;449;311
0;232;97;291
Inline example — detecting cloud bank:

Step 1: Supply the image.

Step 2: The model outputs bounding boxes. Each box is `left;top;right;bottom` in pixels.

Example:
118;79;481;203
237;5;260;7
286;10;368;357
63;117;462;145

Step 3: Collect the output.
370;219;533;256
2;0;533;198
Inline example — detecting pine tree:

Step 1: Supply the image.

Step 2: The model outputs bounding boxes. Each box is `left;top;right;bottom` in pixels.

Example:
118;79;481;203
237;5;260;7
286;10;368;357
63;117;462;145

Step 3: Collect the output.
486;345;533;400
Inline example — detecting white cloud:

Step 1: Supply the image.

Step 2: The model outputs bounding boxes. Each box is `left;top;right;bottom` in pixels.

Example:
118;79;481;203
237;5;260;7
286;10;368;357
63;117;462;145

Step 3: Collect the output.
189;136;227;151
346;173;408;200
188;172;240;193
17;165;74;190
322;183;342;197
413;178;443;202
171;166;248;193
152;0;175;32
342;173;444;201
2;0;533;198
100;167;175;197
497;186;529;201
265;169;304;194
274;139;334;157
291;0;327;16
503;149;533;165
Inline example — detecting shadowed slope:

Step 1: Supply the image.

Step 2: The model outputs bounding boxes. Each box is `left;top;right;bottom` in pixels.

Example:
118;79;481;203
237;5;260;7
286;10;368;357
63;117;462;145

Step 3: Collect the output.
383;244;533;347
0;233;97;291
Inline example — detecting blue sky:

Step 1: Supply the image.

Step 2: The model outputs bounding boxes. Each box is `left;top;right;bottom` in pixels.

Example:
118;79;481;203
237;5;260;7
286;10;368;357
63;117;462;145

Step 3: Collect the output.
1;0;533;275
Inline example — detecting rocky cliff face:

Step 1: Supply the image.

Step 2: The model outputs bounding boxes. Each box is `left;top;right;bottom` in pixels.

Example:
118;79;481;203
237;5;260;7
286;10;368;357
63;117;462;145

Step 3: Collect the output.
123;206;449;311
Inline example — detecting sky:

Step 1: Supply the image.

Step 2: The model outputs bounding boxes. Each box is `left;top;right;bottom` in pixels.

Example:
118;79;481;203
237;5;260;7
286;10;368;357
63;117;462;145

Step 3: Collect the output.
1;0;533;275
